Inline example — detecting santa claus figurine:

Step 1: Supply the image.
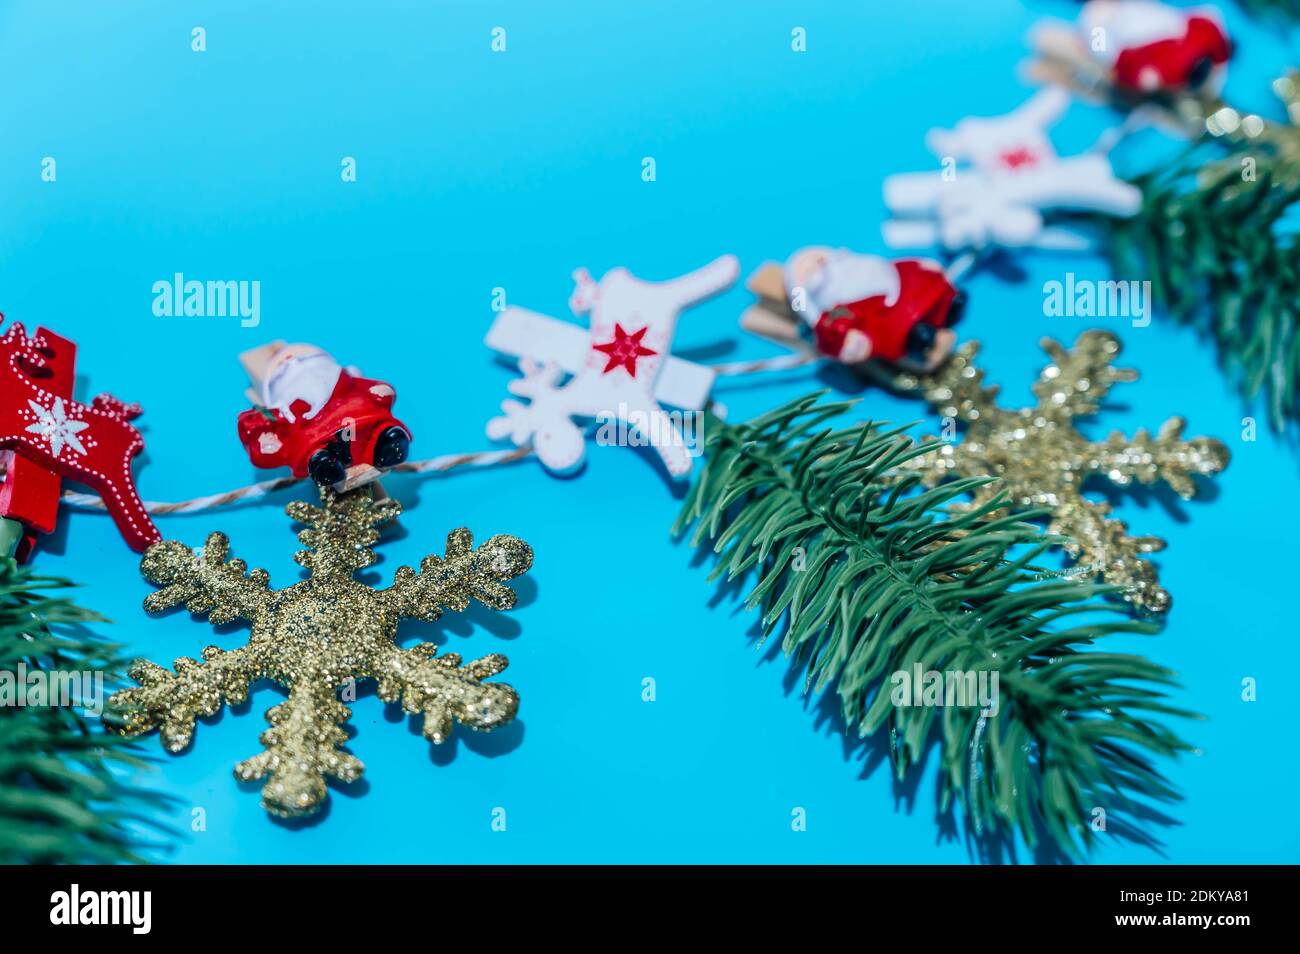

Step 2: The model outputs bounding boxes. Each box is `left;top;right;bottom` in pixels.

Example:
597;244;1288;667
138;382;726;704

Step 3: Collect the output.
781;247;964;371
1082;1;1231;94
236;342;412;489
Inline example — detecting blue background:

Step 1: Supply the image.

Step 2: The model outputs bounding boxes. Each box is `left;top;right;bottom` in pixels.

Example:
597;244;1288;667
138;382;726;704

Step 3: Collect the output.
1;1;1296;864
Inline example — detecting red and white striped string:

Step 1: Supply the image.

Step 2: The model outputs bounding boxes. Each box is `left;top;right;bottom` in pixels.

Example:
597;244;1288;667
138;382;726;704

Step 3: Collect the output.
54;349;819;517
59;446;534;515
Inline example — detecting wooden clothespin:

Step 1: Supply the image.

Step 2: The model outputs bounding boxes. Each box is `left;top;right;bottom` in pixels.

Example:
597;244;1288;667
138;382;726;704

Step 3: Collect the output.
739;263;812;354
0;326;76;560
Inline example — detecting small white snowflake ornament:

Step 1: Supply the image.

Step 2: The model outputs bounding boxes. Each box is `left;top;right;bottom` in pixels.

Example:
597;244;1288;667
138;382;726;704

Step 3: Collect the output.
882;87;1142;252
485;256;738;479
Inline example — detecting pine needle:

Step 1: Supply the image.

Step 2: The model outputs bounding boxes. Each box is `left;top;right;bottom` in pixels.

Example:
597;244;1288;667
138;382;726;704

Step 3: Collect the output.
675;397;1195;856
1109;130;1300;431
0;558;174;863
1235;0;1300;19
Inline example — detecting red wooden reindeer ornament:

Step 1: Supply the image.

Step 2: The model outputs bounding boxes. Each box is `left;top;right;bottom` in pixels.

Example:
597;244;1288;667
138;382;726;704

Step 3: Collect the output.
0;317;160;554
0;325;76;559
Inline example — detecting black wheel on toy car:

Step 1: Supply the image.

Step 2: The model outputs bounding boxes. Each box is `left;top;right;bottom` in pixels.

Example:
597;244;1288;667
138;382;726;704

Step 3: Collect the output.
373;427;411;468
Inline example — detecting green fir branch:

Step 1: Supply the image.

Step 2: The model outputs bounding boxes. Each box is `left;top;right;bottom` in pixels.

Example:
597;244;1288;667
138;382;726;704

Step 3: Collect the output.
675;397;1194;856
0;558;173;864
1108;79;1300;430
1234;0;1300;20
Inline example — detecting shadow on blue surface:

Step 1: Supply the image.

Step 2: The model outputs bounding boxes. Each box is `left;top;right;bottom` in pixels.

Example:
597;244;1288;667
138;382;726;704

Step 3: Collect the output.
685;521;1187;865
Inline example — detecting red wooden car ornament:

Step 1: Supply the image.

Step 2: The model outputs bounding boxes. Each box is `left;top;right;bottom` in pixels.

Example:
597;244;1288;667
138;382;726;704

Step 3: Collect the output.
783;247;964;371
1085;1;1231;94
236;343;412;489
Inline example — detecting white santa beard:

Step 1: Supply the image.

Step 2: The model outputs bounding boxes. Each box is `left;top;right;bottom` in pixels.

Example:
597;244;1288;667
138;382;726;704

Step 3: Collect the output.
804;254;902;324
263;353;343;422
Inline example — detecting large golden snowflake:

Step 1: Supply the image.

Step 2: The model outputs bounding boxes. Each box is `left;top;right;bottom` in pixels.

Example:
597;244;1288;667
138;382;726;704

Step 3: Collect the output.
898;330;1228;614
109;486;533;818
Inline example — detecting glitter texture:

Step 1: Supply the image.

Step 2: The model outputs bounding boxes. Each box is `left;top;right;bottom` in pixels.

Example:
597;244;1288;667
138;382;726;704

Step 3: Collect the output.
897;330;1228;614
109;485;533;817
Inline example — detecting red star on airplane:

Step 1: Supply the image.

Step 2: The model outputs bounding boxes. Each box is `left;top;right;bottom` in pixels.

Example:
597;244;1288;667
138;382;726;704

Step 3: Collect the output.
592;323;657;377
998;146;1040;169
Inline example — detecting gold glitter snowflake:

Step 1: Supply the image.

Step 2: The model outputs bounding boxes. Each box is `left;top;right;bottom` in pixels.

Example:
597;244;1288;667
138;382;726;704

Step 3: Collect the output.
109;486;533;818
897;330;1228;614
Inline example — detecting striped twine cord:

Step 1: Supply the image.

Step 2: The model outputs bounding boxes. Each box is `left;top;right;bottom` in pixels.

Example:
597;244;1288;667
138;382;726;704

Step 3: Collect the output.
709;351;818;376
55;343;820;517
58;446;534;515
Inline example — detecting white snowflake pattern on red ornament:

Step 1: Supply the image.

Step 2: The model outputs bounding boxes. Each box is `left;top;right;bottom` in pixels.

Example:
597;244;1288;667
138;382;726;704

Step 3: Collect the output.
24;397;90;458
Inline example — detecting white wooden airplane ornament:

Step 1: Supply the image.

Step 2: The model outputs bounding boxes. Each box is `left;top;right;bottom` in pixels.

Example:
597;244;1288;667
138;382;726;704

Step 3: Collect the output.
882;87;1142;253
485;256;739;479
